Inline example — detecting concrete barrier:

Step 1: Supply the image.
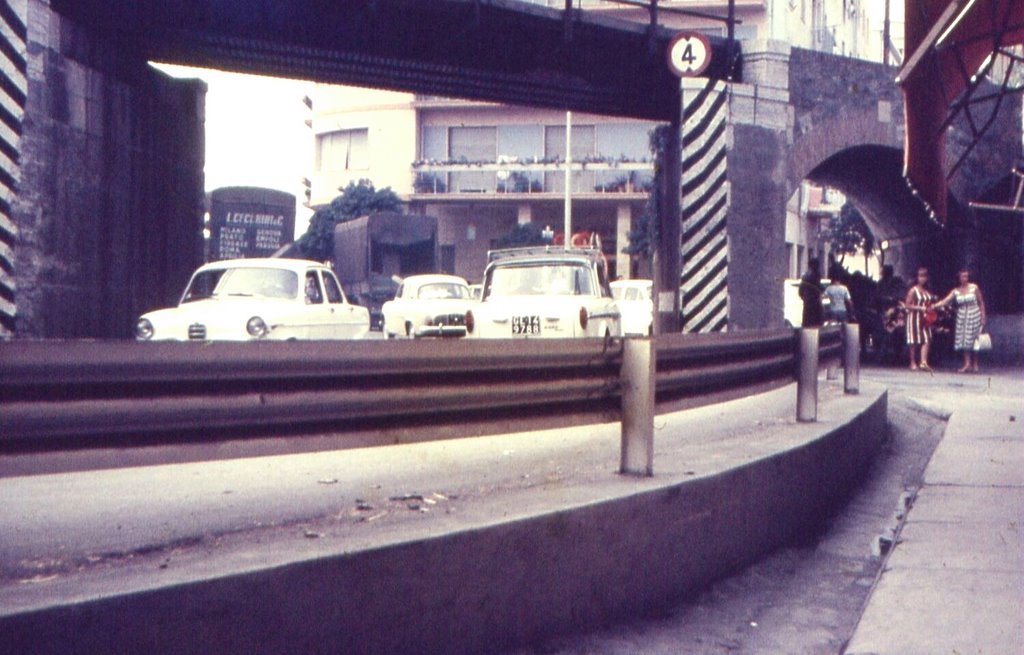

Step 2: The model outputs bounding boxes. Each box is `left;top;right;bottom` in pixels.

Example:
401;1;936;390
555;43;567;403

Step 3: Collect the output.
0;387;887;655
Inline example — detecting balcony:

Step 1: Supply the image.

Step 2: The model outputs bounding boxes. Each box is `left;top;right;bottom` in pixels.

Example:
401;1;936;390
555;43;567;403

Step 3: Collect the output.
410;157;654;200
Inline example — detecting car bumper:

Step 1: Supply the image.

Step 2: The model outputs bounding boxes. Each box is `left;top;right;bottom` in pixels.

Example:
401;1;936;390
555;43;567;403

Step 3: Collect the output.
414;325;468;338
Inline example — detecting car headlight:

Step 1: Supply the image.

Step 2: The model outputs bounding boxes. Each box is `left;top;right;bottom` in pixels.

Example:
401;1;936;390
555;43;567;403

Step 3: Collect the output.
246;316;269;338
135;318;154;340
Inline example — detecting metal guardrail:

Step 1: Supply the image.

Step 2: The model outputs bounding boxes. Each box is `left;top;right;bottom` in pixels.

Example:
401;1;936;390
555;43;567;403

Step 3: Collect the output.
0;326;856;465
0;339;622;450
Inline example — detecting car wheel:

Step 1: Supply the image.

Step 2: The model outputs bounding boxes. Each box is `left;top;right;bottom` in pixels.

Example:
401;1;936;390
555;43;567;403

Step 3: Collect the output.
405;322;413;338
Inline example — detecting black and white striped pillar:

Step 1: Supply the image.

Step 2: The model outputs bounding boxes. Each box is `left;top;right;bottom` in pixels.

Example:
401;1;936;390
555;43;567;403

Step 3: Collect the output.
680;78;730;333
0;0;26;337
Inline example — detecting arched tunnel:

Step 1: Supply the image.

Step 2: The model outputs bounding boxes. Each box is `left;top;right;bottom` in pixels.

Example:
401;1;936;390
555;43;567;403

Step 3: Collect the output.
806;145;957;290
804;144;1022;314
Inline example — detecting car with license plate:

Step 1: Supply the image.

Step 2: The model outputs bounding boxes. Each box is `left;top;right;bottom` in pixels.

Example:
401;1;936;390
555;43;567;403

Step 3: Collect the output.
381;274;475;338
134;258;370;341
611;279;653;336
465;247;621;339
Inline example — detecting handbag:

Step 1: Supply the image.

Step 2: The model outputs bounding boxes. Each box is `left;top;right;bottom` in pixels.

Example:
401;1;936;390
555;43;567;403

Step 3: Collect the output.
973;333;992;352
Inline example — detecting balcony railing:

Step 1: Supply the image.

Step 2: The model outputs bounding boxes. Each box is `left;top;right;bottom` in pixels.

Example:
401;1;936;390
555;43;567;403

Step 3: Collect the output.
411;159;654;196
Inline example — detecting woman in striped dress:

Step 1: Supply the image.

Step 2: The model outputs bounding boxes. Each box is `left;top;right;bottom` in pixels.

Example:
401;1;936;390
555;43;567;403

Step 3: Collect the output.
903;267;934;371
934;268;987;373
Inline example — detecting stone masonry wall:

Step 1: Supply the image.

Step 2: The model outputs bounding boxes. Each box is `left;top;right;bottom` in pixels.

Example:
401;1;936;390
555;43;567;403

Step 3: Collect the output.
12;0;205;338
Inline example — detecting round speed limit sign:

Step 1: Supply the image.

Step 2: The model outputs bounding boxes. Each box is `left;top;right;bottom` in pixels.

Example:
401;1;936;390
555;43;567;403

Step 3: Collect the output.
667;32;712;77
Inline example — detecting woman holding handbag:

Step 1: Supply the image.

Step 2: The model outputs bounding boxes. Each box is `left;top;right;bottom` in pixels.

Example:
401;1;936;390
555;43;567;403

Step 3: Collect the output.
934;268;987;373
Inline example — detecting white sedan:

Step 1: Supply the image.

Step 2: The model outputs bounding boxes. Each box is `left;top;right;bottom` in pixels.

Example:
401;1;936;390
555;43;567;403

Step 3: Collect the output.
466;248;621;339
135;258;370;341
381;274;475;338
611;279;653;336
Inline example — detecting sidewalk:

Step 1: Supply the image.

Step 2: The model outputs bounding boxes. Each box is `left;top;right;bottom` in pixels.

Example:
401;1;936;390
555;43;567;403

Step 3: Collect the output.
845;369;1024;655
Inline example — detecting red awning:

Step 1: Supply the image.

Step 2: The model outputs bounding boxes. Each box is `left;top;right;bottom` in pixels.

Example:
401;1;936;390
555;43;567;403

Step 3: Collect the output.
901;0;1024;221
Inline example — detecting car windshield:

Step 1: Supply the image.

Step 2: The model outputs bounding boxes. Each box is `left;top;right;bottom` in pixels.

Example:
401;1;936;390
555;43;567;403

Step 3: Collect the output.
181;267;298;303
417;282;470;300
487;263;594;297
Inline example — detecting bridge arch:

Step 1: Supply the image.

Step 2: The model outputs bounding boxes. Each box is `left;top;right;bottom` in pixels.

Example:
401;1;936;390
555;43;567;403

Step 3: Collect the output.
800;144;943;281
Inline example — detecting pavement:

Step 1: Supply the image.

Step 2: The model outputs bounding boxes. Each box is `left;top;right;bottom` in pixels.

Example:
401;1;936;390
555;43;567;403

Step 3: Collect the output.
0;376;888;655
0;380;865;596
5;364;1017;654
844;367;1024;655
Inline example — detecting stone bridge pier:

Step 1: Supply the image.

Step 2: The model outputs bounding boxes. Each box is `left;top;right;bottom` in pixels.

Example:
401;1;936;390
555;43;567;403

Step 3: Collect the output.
722;41;1021;329
2;0;205;339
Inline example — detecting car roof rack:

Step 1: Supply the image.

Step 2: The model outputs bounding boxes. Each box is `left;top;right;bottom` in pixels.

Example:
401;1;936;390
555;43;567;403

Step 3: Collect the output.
486;246;603;264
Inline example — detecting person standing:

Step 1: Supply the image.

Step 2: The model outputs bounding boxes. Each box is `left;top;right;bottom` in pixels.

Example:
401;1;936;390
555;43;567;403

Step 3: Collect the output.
903;266;935;371
873;265;906;365
824;274;856;323
933;268;987;373
799;258;825;328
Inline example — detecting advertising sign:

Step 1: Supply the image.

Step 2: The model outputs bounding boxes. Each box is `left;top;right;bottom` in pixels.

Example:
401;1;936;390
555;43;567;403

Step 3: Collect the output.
209;187;296;261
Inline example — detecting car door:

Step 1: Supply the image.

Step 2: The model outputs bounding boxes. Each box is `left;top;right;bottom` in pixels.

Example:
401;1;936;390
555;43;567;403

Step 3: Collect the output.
321;270;363;338
301;269;332;338
591;262;620;336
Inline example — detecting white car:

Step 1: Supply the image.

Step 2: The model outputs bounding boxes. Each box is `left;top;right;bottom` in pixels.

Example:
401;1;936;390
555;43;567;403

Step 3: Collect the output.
135;258;370;341
611;279;653;336
466;247;621;339
381;274;475;338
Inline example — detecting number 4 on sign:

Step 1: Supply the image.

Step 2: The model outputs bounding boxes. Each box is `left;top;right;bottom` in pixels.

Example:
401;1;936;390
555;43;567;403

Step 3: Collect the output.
667;32;712;78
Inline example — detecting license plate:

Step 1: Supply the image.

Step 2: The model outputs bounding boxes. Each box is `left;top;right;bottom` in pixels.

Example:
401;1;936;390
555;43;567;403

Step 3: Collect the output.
512;315;541;335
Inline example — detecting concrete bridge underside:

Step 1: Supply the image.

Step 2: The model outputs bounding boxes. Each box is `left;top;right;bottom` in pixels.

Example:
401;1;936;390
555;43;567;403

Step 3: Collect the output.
3;2;1020;338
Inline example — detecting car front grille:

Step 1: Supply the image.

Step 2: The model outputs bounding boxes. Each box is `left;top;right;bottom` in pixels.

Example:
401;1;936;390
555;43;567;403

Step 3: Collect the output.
434;313;465;327
188;323;207;340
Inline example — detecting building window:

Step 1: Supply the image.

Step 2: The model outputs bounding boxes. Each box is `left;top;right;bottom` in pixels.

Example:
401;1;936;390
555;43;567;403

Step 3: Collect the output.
449;126;496;192
316;128;368;172
422;125;447;160
545;124;595;193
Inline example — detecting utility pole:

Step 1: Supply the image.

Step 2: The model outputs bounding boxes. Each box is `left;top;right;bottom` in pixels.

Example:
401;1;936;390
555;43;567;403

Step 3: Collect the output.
564;111;572;248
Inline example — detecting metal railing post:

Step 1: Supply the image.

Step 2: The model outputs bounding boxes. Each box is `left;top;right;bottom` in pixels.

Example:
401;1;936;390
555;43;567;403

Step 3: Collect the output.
844;323;860;394
797;328;819;422
620;337;655;476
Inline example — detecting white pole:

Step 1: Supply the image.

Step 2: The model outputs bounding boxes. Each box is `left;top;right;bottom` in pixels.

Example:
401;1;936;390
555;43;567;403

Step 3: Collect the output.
564;110;572;249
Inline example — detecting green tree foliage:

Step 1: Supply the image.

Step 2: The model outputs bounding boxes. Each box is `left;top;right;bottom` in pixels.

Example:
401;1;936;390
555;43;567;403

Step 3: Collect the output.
623;126;670;260
822;202;875;262
295;179;403;261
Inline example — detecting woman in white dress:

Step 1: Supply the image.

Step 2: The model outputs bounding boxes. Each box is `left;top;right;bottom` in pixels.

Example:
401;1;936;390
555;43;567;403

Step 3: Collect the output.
933;268;987;373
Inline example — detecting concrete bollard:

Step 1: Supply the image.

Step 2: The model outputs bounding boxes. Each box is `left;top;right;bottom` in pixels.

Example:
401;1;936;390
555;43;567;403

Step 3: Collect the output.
620;337;655;477
844;322;860;394
797;328;819;422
